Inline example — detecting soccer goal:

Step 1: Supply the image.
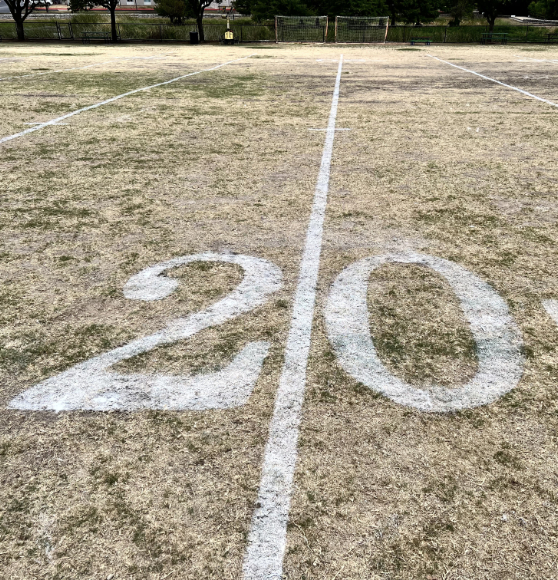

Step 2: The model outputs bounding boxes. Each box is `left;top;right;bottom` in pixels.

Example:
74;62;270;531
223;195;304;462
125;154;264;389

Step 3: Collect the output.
275;16;329;43
335;16;389;43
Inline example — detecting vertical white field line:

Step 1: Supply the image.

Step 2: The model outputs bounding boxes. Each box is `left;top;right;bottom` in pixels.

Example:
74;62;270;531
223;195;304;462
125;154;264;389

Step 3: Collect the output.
427;54;558;109
242;55;344;580
0;55;254;146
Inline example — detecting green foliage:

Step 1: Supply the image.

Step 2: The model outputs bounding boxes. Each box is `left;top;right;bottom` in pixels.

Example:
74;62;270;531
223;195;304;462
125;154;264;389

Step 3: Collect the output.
476;0;509;30
69;0;120;41
387;0;443;24
154;0;193;23
235;0;312;21
309;0;390;17
446;0;474;25
528;0;558;19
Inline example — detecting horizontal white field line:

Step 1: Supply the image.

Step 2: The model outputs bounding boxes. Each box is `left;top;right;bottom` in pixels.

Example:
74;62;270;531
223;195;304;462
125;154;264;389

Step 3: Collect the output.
427;54;558;109
0;55;168;82
514;55;558;64
0;54;254;146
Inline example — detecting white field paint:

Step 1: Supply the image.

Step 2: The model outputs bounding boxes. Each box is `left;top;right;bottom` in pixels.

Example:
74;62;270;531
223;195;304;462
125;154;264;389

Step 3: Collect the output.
427;55;558;109
308;127;351;131
0;55;168;82
242;55;344;580
9;253;282;411
325;253;524;412
514;56;558;64
543;300;558;325
24;122;67;126
0;55;254;146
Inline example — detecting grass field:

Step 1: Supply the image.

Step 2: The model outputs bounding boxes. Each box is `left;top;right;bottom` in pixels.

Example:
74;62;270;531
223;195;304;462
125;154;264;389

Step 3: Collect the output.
1;42;558;579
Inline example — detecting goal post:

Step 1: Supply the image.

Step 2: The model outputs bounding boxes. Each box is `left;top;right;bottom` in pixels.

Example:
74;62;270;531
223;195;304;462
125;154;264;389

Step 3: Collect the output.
275;16;329;43
335;16;389;43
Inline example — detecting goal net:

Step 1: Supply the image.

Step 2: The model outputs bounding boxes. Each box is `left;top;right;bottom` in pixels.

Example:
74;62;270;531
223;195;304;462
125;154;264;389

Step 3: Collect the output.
335;16;389;43
275;16;329;43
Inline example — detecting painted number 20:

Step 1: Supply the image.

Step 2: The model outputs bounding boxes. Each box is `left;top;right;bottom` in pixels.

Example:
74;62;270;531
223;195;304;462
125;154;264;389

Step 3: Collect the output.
10;252;524;413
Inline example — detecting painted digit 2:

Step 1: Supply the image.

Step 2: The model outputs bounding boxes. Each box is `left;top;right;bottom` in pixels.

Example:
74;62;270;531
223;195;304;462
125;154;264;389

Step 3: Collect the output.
325;253;524;412
9;253;282;412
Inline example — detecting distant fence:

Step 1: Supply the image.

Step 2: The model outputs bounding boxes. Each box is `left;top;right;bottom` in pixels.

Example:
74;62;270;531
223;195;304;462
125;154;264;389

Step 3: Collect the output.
0;20;556;43
385;24;557;43
0;20;275;42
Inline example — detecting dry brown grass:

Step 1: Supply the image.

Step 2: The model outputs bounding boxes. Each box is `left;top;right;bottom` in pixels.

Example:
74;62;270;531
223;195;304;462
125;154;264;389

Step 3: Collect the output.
0;42;557;579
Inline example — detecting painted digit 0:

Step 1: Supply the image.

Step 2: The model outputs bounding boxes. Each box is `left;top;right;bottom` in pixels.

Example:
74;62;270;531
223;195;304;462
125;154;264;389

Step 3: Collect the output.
10;253;282;412
325;252;524;412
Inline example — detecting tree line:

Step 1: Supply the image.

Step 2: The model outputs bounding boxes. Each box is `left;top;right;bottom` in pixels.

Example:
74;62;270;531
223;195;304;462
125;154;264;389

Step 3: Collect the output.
233;0;556;27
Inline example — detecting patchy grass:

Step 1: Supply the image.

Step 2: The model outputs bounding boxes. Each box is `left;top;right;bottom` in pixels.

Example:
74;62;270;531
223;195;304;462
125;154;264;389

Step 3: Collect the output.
0;42;558;580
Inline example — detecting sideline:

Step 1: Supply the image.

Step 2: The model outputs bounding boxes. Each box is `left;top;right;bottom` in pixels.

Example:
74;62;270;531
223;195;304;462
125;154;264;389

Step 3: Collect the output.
0;54;254;145
427;54;558;108
242;55;344;580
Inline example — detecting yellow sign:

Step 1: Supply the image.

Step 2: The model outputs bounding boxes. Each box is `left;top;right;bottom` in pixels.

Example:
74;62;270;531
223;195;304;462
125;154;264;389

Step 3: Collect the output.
225;31;234;40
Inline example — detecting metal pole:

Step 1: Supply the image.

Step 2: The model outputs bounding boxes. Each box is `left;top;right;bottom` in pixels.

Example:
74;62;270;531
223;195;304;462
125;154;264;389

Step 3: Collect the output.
334;16;337;43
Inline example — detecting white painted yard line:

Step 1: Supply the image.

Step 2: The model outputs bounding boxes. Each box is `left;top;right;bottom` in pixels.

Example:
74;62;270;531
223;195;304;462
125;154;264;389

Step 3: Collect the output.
427;54;558;109
0;55;254;146
0;55;167;82
543;300;558;325
242;55;344;580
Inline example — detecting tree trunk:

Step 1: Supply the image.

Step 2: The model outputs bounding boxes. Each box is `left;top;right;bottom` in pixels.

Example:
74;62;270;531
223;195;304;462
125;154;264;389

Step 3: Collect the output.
488;14;496;31
14;15;25;41
197;12;204;42
110;5;118;43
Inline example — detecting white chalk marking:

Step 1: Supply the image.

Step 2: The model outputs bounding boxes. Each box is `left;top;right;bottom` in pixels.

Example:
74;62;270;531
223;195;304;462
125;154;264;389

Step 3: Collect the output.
0;55;254;146
9;253;282;412
242;55;344;580
308;127;351;131
24;122;67;126
543;300;558;325
0;55;166;82
325;253;524;412
514;56;558;64
427;55;558;109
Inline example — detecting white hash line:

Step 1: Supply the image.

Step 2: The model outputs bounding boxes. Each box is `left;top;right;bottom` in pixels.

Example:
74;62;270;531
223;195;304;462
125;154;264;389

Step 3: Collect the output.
427;54;558;109
242;55;344;580
0;55;168;82
0;55;254;146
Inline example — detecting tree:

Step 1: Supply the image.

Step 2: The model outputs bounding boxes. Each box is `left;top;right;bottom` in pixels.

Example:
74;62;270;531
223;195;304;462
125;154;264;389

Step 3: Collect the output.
307;0;389;17
234;0;311;21
528;0;558;19
447;0;473;25
387;0;442;25
186;0;222;41
69;0;120;42
154;0;192;24
476;0;509;30
5;0;39;41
